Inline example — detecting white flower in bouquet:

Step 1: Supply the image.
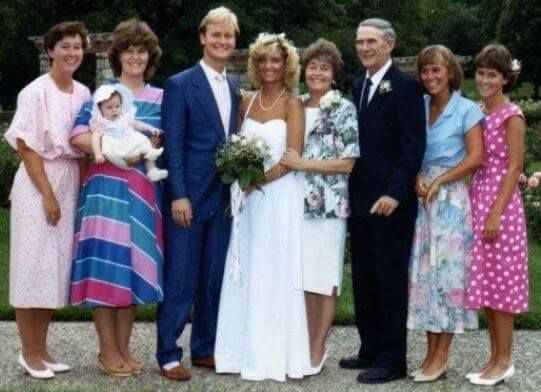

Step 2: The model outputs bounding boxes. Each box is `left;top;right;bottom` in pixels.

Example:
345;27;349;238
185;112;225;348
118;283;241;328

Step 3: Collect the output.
319;89;341;112
231;134;241;143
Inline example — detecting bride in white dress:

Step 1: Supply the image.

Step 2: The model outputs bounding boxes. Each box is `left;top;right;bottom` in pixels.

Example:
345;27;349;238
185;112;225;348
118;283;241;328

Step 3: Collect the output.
215;33;311;382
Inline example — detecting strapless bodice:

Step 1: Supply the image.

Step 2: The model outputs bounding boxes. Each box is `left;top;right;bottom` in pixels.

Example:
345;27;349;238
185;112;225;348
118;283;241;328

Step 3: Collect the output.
242;118;287;170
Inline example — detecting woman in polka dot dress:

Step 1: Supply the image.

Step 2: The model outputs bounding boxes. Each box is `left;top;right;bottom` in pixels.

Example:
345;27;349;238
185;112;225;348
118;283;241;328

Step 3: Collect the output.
465;44;528;386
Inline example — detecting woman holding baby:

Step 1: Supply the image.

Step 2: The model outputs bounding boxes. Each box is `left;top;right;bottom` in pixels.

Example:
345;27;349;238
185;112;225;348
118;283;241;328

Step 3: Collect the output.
69;19;165;377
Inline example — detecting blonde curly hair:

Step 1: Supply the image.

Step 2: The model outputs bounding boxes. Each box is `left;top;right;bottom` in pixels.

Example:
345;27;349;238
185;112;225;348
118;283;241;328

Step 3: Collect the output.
247;33;300;91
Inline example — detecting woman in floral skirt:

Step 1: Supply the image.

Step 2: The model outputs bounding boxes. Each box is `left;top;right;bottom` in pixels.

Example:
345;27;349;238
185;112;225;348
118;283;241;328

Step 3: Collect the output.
407;45;484;382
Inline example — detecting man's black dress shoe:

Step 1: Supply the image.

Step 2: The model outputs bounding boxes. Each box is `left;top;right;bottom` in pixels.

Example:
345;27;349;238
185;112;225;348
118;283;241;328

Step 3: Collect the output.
357;366;407;384
339;355;374;369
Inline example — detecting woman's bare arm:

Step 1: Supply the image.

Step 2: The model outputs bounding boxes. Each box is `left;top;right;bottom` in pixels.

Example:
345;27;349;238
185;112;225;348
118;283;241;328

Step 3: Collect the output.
483;115;525;240
16;139;60;225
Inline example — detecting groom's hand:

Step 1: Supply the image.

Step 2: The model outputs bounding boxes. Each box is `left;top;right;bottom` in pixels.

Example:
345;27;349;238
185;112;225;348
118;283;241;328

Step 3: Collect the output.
370;195;399;217
172;198;193;227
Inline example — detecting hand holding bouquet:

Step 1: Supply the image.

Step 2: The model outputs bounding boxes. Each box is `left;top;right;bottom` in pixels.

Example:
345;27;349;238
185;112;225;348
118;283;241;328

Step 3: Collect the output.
215;133;270;190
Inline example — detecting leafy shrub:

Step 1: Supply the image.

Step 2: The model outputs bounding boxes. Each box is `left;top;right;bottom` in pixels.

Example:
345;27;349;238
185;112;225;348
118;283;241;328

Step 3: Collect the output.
520;173;541;241
524;124;541;169
0;125;19;207
517;99;541;125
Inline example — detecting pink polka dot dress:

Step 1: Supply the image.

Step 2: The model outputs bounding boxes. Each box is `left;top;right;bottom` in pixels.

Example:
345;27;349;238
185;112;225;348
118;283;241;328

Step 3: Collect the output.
465;102;529;314
4;73;90;309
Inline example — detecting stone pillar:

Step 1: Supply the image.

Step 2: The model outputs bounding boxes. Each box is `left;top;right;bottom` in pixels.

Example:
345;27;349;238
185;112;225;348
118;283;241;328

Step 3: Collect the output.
39;53;50;75
96;52;113;87
228;49;251;89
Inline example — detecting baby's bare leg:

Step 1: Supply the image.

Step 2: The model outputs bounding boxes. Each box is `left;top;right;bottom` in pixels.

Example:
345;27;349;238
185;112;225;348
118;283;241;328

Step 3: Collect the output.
144;159;157;172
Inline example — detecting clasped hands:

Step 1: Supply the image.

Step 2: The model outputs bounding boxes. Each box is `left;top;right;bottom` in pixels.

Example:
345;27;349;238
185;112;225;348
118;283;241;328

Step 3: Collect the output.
416;174;501;241
415;174;440;212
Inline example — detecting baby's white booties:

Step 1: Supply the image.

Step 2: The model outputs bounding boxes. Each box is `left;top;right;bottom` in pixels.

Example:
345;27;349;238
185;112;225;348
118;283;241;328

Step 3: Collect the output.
147;167;168;182
145;147;164;161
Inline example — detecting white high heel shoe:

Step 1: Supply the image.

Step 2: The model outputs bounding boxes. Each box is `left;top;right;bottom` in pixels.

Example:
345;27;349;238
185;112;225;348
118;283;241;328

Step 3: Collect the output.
470;364;515;386
43;359;71;373
413;363;448;382
306;350;328;376
18;353;55;379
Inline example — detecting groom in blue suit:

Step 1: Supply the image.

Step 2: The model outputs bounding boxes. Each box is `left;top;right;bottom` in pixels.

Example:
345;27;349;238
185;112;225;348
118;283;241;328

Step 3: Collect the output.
157;7;240;380
341;19;426;383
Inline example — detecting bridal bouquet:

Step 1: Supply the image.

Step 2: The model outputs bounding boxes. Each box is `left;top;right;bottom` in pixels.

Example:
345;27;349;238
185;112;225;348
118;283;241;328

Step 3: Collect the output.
215;133;270;190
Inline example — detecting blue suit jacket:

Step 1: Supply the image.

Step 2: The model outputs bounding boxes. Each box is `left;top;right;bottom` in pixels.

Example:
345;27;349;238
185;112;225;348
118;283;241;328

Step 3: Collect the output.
162;63;239;218
349;65;426;217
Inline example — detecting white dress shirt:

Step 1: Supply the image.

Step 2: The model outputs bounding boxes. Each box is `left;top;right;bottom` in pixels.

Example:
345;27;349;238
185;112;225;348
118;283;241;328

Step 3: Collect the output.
200;59;231;134
365;59;393;103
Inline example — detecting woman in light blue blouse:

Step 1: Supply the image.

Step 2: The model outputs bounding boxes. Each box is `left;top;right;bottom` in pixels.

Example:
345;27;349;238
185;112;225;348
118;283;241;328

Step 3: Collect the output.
407;45;484;382
281;39;359;374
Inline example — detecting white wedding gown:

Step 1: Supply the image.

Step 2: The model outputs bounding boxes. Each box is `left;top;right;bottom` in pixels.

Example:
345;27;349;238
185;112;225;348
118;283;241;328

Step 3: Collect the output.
215;100;311;381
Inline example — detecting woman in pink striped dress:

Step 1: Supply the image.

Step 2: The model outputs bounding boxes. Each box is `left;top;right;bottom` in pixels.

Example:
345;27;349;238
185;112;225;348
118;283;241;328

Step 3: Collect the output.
465;44;528;386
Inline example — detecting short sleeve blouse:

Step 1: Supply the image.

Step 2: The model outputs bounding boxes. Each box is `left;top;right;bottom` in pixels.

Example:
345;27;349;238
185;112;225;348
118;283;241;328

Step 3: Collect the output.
422;90;483;167
5;73;90;159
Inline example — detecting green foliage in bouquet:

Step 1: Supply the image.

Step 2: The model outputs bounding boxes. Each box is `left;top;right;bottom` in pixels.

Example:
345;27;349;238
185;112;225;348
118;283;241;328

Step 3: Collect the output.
215;134;270;190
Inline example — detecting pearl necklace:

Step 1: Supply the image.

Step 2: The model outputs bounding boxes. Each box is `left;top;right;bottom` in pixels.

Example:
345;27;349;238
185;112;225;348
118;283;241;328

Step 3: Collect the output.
258;87;286;111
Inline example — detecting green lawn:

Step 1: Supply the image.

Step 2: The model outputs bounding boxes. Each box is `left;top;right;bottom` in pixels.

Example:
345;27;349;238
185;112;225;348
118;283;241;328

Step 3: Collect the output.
0;208;539;328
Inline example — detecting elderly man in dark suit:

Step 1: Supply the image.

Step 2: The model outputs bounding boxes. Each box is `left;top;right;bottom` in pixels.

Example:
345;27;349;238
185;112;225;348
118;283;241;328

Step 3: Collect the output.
341;18;426;383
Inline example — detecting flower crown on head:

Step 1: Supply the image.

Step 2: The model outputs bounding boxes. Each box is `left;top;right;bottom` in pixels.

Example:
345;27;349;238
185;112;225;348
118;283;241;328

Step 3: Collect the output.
255;32;289;48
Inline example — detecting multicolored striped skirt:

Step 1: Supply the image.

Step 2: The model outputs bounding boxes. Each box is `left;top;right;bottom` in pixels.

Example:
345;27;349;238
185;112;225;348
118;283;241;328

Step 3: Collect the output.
70;162;164;307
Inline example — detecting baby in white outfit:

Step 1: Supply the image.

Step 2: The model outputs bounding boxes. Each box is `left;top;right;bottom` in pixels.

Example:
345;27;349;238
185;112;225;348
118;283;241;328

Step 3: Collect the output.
90;84;168;182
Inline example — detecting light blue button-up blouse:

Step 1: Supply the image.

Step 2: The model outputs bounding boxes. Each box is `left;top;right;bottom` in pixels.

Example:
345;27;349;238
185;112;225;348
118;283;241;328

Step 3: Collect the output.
422;90;484;167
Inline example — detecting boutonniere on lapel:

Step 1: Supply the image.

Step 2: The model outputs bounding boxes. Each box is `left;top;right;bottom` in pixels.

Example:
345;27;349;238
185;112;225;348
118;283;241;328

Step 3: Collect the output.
319;89;341;112
235;87;247;100
378;80;393;95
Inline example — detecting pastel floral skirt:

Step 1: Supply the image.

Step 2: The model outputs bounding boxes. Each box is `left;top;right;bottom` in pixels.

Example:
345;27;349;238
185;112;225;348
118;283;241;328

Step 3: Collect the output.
407;164;478;333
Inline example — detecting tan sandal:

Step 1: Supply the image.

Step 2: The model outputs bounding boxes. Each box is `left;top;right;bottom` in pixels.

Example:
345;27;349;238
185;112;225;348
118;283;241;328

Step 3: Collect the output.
126;359;144;375
98;353;132;377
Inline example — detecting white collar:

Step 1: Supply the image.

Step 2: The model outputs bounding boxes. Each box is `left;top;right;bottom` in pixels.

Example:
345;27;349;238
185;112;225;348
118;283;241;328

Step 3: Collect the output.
366;59;392;86
200;59;227;81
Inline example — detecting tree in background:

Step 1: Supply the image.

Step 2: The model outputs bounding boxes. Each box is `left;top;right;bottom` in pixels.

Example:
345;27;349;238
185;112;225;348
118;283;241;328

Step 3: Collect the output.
495;0;541;99
1;0;532;109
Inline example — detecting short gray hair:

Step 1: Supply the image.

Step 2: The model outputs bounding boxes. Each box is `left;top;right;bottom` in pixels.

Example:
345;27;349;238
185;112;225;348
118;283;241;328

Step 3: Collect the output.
358;18;396;43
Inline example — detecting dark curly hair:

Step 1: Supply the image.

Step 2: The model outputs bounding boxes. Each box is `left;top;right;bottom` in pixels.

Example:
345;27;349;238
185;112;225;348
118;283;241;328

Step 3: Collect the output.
108;19;162;80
